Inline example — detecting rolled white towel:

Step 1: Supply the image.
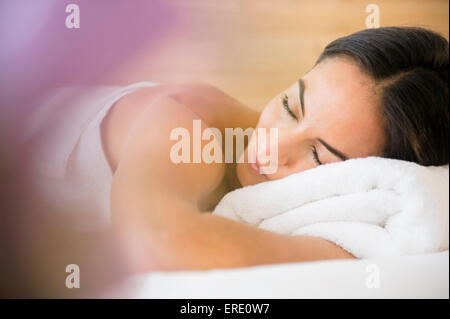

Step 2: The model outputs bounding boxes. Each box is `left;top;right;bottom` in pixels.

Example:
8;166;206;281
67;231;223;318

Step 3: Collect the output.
213;157;449;258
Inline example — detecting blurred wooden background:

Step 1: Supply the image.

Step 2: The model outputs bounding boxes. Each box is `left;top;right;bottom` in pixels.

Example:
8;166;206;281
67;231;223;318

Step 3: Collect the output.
111;0;449;111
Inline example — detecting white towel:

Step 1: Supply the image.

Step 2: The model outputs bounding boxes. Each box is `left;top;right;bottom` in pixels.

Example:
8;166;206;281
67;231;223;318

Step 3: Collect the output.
19;82;159;230
213;157;449;258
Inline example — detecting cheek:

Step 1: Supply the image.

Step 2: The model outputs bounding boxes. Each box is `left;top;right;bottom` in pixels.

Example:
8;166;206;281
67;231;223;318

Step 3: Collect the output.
258;99;283;128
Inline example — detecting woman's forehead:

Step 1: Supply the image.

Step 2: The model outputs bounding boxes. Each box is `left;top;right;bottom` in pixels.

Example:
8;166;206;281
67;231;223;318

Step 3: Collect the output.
297;57;387;157
301;57;379;117
306;57;375;97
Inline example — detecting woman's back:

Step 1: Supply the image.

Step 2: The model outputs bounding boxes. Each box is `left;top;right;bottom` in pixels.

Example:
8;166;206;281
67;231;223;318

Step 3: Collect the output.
20;82;258;230
102;83;259;212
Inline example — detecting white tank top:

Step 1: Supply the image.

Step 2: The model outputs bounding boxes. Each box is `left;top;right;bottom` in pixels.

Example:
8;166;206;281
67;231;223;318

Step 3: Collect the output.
20;82;159;231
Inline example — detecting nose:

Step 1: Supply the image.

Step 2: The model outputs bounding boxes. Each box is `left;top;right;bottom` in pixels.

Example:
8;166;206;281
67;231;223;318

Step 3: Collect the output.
256;127;297;167
276;128;298;166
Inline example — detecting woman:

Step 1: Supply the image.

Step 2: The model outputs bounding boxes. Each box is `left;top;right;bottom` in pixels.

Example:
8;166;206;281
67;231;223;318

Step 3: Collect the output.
25;26;450;272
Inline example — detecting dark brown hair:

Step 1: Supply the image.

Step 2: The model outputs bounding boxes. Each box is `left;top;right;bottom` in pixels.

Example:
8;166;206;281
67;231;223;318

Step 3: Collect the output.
316;26;449;166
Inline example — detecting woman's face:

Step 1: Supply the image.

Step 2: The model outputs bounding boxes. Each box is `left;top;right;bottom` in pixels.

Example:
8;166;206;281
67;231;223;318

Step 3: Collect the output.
236;56;387;187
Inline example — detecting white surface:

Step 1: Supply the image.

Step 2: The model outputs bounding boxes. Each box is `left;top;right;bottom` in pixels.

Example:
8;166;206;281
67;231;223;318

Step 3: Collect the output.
105;250;449;299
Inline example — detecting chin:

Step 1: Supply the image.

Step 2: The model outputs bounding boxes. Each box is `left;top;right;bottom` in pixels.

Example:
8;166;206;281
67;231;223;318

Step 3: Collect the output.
236;162;264;187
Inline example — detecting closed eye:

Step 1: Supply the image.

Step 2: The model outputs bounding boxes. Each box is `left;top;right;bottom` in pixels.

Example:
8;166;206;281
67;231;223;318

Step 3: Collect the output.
311;145;323;166
282;94;298;121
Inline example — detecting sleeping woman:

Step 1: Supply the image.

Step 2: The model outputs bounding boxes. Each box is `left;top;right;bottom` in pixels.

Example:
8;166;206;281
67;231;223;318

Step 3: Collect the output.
23;26;449;272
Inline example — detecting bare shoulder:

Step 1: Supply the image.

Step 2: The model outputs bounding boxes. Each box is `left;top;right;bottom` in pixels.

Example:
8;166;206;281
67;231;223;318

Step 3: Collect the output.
124;83;237;108
113;94;226;204
128;83;259;130
137;82;238;101
103;83;253;170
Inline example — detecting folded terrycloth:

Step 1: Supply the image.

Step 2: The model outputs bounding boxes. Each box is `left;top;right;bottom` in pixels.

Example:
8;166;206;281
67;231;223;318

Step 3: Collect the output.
213;157;449;258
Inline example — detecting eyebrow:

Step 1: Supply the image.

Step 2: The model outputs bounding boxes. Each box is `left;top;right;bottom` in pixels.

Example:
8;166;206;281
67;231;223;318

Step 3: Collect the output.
298;78;305;117
318;138;349;161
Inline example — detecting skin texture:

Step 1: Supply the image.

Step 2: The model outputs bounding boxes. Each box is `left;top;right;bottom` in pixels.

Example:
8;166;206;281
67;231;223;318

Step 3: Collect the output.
237;56;387;186
103;57;387;272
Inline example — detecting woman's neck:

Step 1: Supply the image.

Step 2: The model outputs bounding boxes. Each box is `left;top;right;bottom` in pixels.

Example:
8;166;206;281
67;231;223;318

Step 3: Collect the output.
225;162;242;192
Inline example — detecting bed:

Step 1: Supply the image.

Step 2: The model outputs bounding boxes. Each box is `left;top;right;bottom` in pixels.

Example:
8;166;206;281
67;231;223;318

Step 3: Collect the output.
103;250;449;299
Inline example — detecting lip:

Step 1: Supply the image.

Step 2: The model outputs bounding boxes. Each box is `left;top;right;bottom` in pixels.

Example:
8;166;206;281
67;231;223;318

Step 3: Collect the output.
249;161;260;175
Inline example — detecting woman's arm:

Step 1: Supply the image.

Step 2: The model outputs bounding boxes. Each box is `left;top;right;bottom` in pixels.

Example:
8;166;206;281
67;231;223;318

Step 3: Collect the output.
111;95;355;273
